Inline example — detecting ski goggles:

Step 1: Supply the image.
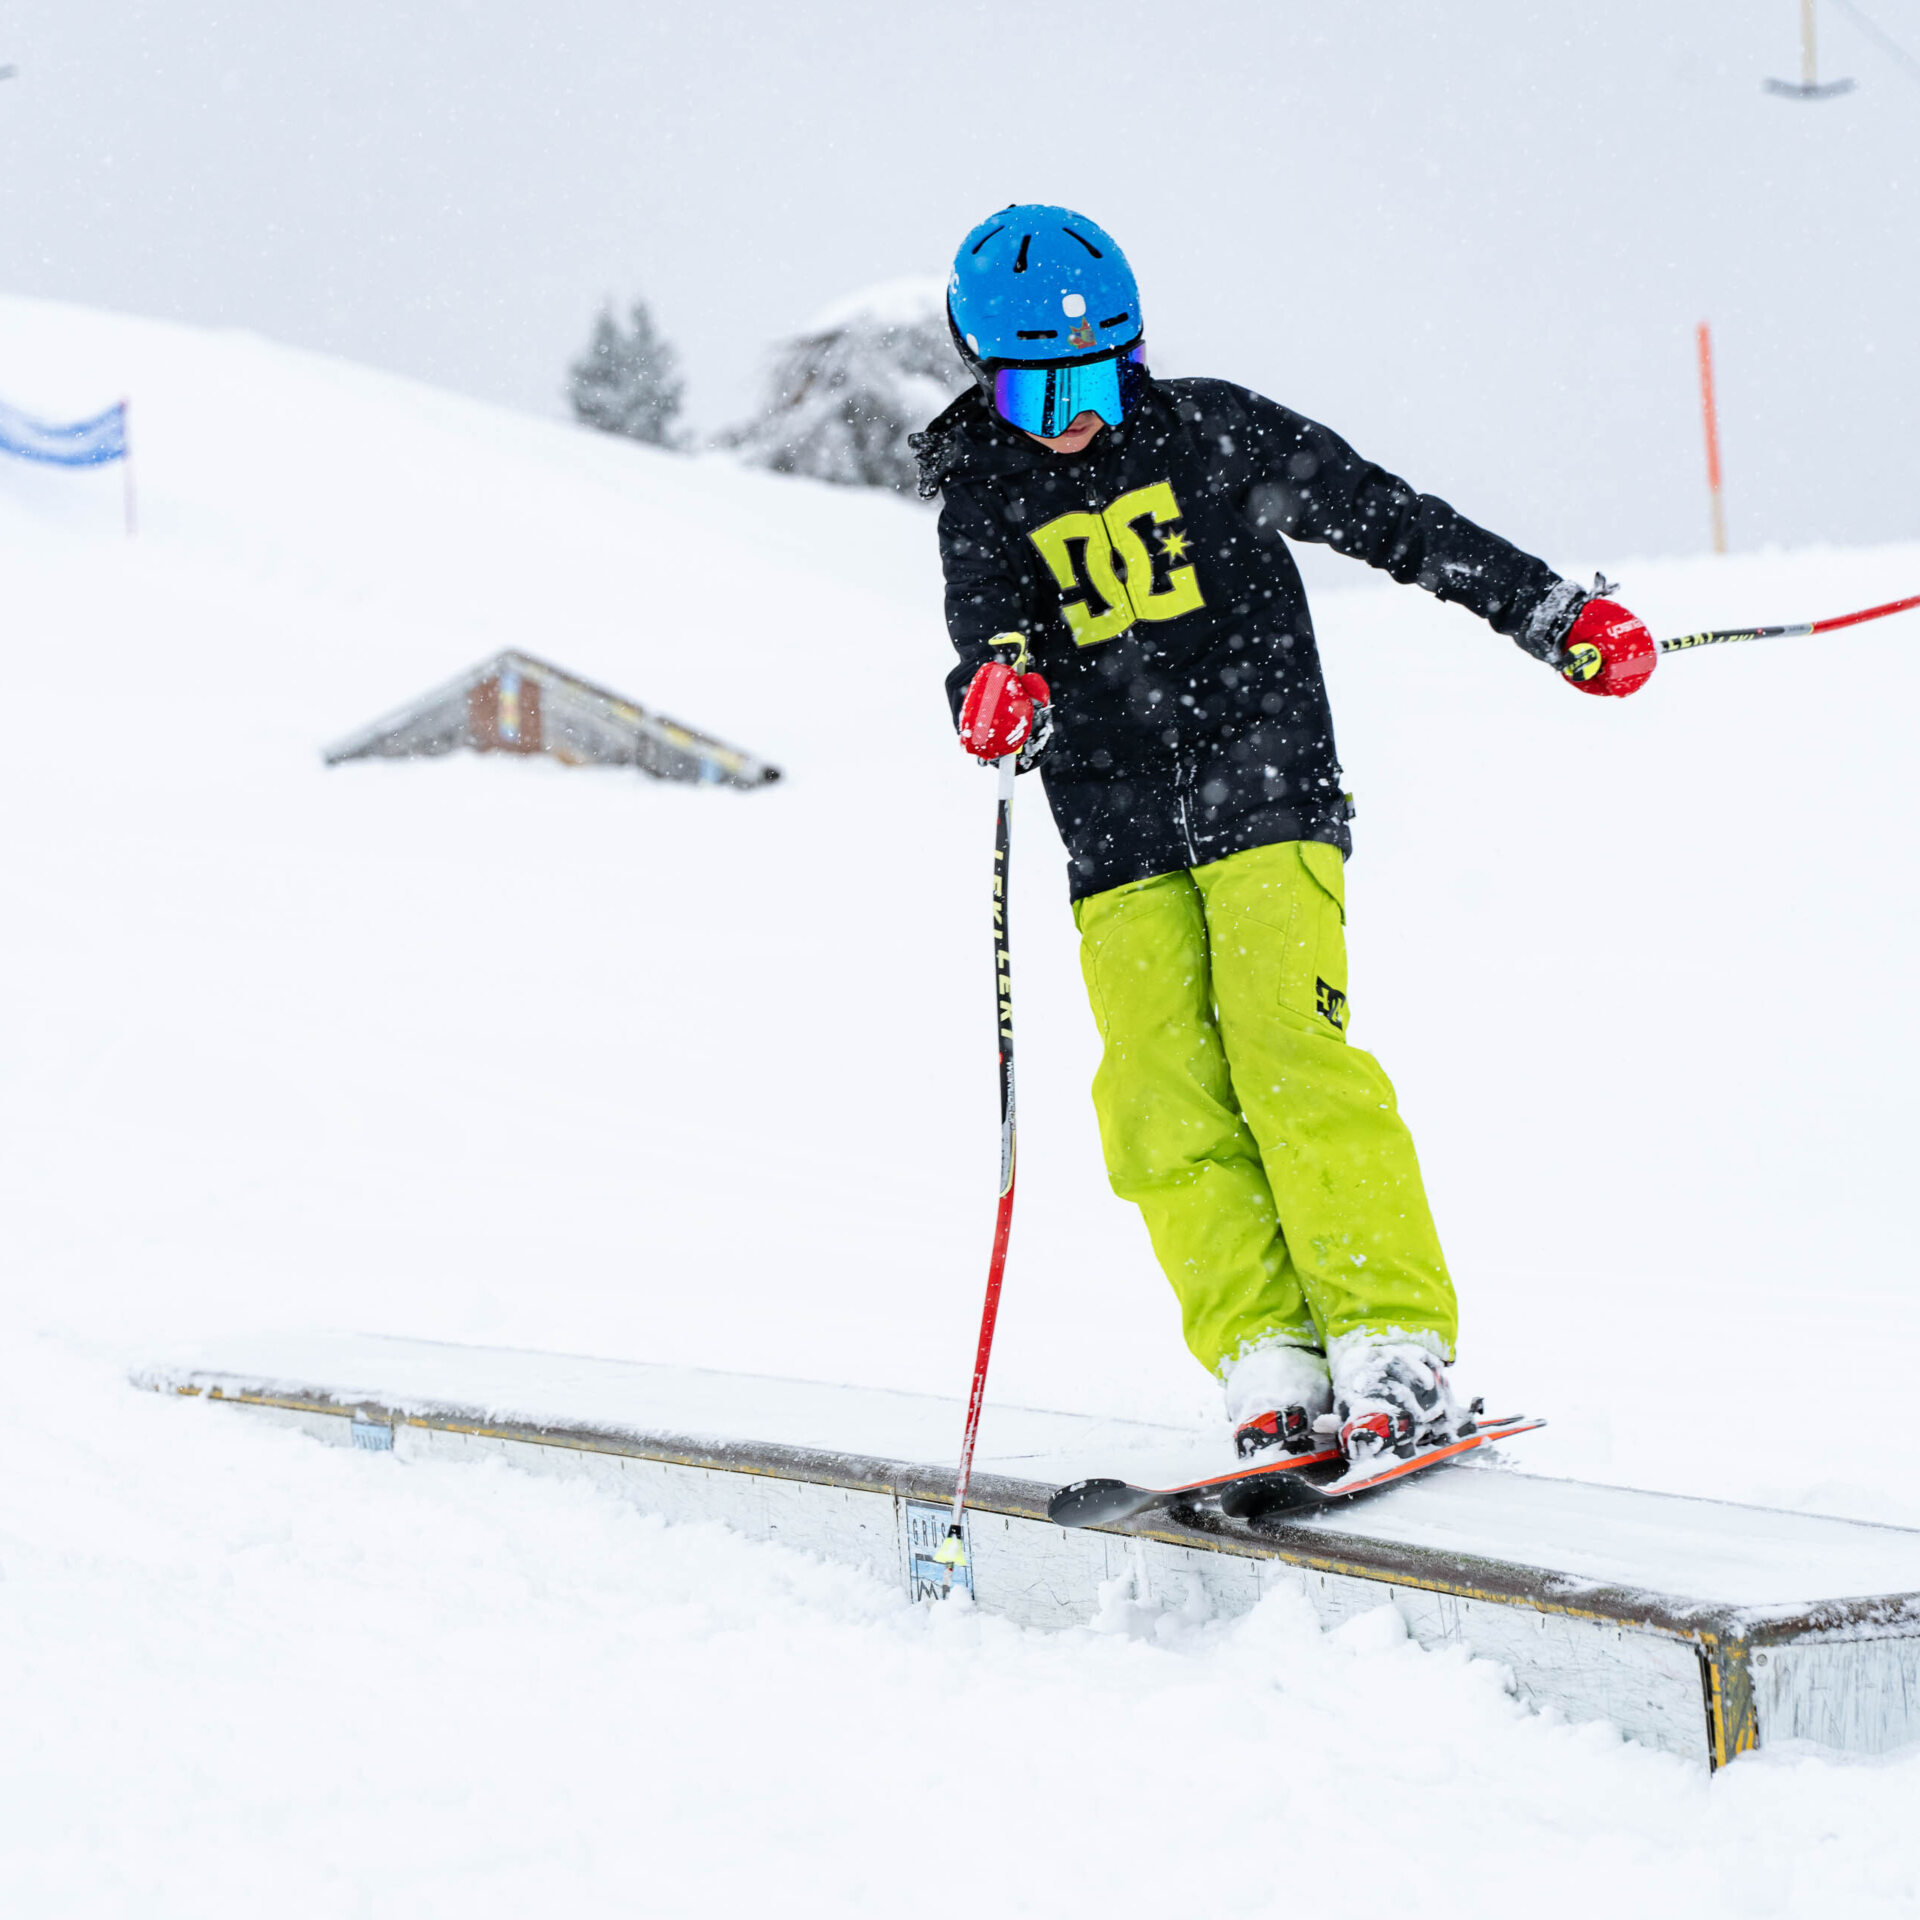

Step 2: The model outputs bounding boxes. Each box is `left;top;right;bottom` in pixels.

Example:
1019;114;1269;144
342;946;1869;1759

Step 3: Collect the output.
987;343;1147;439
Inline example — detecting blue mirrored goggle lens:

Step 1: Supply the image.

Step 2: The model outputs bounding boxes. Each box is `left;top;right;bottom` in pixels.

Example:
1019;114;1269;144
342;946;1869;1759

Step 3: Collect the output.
991;346;1144;437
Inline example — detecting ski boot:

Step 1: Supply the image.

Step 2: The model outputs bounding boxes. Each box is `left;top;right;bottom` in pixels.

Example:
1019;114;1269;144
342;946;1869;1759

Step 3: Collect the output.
1221;1343;1333;1461
1328;1338;1467;1466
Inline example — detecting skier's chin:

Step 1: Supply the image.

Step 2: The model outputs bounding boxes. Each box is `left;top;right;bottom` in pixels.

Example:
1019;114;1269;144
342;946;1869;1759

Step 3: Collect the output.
1030;412;1105;454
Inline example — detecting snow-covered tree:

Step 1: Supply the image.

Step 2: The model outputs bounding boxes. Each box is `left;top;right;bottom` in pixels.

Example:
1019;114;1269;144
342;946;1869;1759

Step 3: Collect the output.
724;279;968;493
568;298;686;447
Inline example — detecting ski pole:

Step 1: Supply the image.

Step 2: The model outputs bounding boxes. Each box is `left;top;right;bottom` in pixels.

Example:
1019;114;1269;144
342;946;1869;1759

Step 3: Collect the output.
1658;591;1920;657
935;751;1019;1584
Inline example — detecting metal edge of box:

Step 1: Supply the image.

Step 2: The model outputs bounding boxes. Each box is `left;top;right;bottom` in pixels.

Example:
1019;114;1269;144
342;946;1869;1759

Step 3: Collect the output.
140;1376;1773;1628
148;1370;1920;1768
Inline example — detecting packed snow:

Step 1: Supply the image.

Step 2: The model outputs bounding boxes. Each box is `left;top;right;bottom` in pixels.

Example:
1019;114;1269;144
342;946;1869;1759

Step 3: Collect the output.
15;1338;1919;1917
4;294;1920;1910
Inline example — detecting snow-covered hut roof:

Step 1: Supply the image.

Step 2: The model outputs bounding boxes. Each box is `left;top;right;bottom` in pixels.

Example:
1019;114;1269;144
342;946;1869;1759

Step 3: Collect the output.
322;650;780;790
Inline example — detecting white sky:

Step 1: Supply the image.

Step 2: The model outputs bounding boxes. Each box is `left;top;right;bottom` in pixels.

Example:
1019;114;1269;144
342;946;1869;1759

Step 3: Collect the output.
3;0;1916;562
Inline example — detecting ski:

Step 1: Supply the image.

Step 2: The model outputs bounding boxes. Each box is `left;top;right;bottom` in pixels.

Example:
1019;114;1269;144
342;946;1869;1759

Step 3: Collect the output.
1047;1413;1544;1530
1047;1440;1347;1529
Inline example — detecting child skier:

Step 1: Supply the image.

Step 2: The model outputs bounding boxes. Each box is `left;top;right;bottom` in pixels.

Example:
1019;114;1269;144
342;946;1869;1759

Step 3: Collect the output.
914;204;1655;1468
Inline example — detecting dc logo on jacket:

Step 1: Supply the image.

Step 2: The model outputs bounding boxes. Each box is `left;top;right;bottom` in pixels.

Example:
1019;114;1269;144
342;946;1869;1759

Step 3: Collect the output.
1028;481;1205;646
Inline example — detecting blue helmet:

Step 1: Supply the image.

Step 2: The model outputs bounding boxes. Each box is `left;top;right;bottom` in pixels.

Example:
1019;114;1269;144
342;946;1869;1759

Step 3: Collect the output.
947;205;1146;438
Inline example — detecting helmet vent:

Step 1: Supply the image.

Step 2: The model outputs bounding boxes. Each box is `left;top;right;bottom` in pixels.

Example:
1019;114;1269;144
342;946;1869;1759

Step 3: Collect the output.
1012;234;1032;273
1100;312;1131;329
1016;329;1058;340
970;225;1005;255
1061;226;1104;259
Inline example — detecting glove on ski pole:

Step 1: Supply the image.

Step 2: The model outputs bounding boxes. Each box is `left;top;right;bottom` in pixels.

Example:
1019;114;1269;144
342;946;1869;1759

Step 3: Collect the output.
1550;574;1920;690
1559;595;1658;698
960;659;1053;768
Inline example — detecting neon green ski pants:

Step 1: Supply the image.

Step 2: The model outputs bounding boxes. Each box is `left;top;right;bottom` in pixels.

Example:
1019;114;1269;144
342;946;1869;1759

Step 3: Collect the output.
1071;839;1457;1378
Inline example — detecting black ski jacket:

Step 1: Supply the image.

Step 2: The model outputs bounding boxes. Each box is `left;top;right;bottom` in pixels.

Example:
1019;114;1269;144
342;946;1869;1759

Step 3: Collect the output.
914;376;1572;899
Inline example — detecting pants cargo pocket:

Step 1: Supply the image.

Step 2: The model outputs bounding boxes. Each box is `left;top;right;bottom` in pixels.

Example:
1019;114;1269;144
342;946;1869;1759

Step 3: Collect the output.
1289;840;1348;1036
1197;840;1349;1036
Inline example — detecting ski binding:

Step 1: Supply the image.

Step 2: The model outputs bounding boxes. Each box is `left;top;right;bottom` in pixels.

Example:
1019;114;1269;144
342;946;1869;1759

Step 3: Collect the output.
1047;1408;1544;1529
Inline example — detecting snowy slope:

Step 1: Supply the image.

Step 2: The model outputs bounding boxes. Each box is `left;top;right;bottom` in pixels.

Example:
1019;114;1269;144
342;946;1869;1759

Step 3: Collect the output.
4;298;1920;1910
8;292;1920;1513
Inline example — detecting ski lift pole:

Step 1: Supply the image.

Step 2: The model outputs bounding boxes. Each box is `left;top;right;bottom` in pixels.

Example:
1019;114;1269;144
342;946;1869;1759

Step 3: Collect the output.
936;751;1019;1584
1658;591;1920;657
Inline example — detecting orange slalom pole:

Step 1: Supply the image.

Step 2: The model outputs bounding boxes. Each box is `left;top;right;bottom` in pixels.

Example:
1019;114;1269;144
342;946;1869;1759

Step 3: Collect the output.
1696;323;1726;555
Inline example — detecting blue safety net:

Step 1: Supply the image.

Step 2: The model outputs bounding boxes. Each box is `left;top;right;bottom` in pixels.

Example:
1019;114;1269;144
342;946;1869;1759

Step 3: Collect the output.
0;397;128;467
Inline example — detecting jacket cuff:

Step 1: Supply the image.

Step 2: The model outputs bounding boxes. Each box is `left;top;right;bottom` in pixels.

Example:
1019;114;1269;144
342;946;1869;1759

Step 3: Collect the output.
1517;576;1588;666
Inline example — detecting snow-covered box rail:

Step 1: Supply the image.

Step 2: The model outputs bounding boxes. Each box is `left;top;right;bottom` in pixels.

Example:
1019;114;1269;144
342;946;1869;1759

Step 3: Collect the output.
139;1334;1920;1773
